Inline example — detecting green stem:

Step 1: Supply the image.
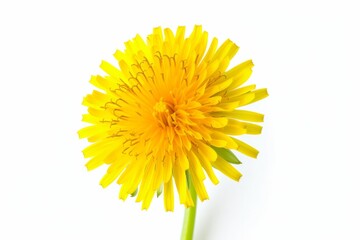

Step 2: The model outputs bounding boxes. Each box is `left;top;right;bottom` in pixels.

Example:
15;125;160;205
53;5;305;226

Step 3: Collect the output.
180;181;197;240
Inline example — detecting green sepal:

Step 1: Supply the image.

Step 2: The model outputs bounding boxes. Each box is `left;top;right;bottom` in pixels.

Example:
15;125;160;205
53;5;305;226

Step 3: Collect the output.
157;185;163;198
185;170;190;188
130;188;138;197
211;146;242;164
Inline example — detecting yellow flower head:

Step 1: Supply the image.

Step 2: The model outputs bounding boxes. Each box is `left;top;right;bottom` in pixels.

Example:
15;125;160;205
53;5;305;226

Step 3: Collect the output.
78;25;268;211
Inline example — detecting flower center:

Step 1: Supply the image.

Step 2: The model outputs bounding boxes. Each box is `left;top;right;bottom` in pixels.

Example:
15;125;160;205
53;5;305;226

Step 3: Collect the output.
153;98;174;128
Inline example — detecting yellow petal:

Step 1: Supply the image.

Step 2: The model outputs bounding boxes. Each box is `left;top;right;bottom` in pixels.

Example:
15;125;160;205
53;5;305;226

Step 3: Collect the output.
245;122;262;134
163;155;173;182
195;31;208;65
100;60;123;79
118;160;146;200
177;150;189;170
226;60;254;89
231;137;259;158
152;161;164;191
100;160;127;188
85;153;106;171
78;125;107;139
82;138;114;158
225;84;256;99
184;189;195;208
82;90;110;109
173;165;188;204
87;105;109;117
205;78;233;97
210;131;238;149
81;114;98;124
175;26;186;48
89;75;115;92
133;34;152;60
212;157;242;181
218;119;247;135
245;88;269;105
213;39;235;62
164;179;174;211
235;92;256;107
221;119;262;135
136;161;155;202
141;190;155;210
188;151;206;181
189;170;209;201
197;142;217;162
209;117;228;128
194;148;219;185
226;59;253;79
212;110;264;122
199;37;218;65
216;101;240;111
208;138;227;148
164;28;175;46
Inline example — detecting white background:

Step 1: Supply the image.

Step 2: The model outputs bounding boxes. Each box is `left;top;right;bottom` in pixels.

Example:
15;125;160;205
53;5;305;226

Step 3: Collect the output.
1;0;359;239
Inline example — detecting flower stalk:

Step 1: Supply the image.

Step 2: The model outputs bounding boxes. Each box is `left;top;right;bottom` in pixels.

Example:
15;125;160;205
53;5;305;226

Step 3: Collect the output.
181;180;197;240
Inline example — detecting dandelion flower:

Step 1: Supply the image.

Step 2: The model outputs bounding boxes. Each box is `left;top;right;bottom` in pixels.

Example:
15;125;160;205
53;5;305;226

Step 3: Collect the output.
78;25;268;211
